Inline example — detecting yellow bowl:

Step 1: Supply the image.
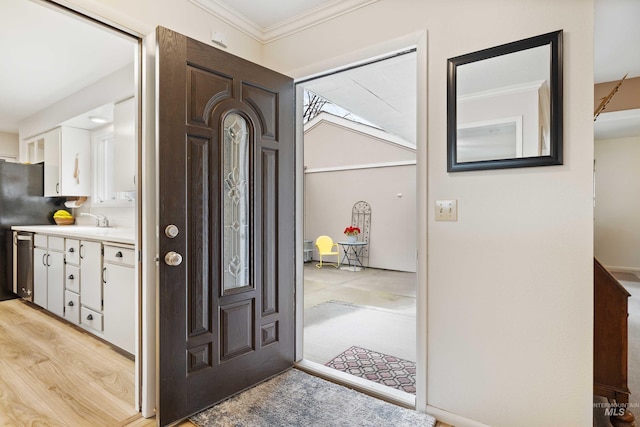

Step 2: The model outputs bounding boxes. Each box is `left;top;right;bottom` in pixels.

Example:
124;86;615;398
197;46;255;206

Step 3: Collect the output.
54;217;75;225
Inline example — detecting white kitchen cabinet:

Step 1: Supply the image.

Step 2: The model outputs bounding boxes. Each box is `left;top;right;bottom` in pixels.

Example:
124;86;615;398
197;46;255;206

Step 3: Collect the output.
33;235;65;316
81;306;103;333
64;290;80;325
103;244;135;354
80;240;102;312
46;251;65;317
113;97;136;192
27;230;136;352
33;246;47;308
25;134;45;164
44;126;91;197
63;239;81;325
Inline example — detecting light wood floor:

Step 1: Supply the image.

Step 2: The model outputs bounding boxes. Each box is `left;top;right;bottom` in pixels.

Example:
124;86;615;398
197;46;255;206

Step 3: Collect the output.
0;298;138;426
0;298;453;427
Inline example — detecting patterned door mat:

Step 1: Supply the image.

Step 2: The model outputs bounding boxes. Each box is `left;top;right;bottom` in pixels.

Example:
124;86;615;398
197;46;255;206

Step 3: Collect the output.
325;346;416;394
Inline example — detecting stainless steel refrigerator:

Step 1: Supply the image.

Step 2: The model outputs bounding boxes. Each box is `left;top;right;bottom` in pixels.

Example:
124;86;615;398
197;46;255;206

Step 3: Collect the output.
0;161;65;300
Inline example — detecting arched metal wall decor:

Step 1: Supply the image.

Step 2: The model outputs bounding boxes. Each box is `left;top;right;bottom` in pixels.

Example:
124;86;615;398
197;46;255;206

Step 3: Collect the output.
351;201;371;266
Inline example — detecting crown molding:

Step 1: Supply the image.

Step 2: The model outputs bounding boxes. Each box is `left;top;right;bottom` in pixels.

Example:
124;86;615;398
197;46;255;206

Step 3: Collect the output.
190;0;379;44
458;80;545;103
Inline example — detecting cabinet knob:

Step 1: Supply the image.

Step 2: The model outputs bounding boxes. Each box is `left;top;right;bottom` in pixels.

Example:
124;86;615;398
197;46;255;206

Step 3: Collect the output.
115;251;123;258
68;274;74;280
86;314;93;321
68;247;74;253
68;301;74;307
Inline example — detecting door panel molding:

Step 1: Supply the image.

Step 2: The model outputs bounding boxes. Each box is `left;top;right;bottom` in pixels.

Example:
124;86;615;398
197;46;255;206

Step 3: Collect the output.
157;26;295;426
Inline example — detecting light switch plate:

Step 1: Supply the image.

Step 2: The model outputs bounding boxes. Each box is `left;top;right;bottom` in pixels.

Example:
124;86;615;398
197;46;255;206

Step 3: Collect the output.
435;200;457;221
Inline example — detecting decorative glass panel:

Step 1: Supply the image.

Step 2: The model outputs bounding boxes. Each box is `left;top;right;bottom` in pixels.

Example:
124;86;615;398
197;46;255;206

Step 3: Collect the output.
223;113;250;290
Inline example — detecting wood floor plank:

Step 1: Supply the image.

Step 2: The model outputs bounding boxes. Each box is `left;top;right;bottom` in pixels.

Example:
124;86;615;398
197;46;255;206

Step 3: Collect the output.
0;299;138;426
0;367;67;426
120;416;195;427
88;368;137;416
16;360;123;426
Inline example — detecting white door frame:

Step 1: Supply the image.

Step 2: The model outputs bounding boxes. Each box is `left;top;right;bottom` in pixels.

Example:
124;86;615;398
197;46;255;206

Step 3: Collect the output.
293;30;428;411
34;0;151;417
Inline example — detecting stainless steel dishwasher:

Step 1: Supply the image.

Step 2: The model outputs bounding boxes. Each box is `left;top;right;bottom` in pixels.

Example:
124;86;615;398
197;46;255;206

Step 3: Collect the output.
13;231;34;301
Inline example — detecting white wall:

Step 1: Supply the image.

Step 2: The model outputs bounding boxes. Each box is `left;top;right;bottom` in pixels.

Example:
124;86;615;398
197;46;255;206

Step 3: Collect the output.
595;136;640;271
304;117;416;272
62;0;262;62
305;166;416;272
264;1;594;426
0;132;19;161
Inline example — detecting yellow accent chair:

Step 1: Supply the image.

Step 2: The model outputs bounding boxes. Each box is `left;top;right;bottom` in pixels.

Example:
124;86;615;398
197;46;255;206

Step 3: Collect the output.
315;235;340;269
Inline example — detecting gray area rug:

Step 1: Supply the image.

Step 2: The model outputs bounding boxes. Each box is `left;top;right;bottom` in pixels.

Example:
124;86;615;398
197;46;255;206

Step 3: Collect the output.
190;369;436;427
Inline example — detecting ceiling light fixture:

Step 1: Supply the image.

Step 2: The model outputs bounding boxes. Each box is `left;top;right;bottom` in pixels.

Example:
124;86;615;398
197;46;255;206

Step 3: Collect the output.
89;116;108;124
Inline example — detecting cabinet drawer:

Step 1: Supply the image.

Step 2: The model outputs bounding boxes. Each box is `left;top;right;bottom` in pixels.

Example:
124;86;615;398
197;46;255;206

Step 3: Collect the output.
48;236;65;252
64;291;80;325
65;265;80;293
34;234;48;248
104;246;135;267
65;239;80;265
81;306;103;332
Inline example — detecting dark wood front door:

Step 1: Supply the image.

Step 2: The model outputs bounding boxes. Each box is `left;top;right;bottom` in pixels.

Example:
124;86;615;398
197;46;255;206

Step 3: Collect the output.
156;26;295;426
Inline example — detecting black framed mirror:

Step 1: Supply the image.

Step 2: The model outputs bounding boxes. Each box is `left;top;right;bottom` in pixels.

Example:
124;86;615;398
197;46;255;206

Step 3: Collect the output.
447;30;563;172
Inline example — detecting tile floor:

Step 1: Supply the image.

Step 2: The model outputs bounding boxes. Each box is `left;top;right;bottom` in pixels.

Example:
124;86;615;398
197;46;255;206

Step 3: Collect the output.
303;263;417;364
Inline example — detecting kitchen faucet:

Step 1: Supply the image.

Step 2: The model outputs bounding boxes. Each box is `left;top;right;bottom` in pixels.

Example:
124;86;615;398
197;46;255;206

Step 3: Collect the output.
80;212;110;228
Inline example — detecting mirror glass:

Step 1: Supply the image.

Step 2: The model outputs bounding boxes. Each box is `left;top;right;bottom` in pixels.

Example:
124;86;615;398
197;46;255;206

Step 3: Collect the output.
448;31;563;171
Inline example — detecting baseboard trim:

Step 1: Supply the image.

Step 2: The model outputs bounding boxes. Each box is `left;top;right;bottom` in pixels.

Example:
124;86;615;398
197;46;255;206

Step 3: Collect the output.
426;405;491;427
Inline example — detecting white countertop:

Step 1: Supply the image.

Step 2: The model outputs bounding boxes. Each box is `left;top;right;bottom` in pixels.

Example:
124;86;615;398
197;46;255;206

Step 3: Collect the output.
12;225;135;245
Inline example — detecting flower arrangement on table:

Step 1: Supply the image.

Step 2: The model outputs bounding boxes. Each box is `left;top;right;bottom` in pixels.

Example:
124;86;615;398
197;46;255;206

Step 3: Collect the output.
344;226;361;242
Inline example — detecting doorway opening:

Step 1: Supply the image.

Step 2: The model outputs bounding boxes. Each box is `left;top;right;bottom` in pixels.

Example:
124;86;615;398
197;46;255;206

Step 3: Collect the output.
0;0;143;424
296;49;420;405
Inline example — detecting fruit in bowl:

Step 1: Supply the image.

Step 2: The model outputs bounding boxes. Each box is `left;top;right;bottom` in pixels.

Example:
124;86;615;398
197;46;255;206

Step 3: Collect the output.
53;210;74;225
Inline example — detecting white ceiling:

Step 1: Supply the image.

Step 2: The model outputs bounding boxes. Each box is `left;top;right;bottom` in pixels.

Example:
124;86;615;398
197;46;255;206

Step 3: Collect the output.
302;52;417;145
0;0;637;141
211;0;334;29
593;0;640;139
0;0;135;133
594;0;640;83
191;0;378;43
595;108;640;140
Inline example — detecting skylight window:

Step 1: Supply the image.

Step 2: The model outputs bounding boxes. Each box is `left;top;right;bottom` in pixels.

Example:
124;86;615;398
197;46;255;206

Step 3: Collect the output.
303;89;383;130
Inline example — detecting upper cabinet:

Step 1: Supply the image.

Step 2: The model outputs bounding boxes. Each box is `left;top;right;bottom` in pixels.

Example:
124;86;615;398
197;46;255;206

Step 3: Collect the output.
44;126;91;197
113;97;136;192
25;134;45;164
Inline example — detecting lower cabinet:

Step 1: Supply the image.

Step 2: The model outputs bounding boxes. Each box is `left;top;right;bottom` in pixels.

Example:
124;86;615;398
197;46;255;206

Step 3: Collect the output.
32;233;135;354
103;245;135;354
33;246;47;308
79;240;103;312
81;306;104;333
33;235;65;316
64;290;80;324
